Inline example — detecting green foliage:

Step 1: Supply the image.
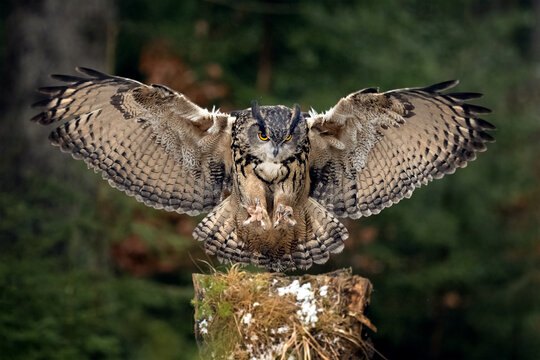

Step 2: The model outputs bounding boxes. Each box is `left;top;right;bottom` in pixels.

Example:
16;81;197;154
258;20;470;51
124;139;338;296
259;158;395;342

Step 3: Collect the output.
0;172;199;360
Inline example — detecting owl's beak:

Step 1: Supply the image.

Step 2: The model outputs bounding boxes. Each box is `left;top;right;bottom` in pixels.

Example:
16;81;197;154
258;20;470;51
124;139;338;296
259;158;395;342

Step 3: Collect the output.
273;146;279;157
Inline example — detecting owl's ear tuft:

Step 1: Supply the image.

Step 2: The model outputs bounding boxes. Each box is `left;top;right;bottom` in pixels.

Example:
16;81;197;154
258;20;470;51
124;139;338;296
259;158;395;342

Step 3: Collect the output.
290;103;302;130
251;100;260;118
251;100;266;131
292;103;301;118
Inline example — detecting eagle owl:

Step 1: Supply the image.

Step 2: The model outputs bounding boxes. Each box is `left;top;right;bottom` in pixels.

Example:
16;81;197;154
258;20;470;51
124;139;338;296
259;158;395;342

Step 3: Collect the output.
32;67;494;271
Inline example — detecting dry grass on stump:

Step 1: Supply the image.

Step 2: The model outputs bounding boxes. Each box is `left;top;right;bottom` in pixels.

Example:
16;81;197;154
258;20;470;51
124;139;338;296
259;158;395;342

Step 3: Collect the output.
192;267;375;359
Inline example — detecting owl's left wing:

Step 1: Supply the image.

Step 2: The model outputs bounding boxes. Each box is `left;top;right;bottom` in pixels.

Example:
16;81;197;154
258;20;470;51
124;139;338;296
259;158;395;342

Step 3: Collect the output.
308;80;495;219
32;67;233;215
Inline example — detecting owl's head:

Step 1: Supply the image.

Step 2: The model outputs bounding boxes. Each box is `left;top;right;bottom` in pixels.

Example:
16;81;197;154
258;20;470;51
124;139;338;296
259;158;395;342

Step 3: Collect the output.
232;101;308;162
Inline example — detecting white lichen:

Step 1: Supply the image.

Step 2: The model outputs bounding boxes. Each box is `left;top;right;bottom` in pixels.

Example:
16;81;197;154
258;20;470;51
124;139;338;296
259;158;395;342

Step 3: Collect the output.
242;313;252;325
276;280;321;327
199;319;209;334
277;325;289;334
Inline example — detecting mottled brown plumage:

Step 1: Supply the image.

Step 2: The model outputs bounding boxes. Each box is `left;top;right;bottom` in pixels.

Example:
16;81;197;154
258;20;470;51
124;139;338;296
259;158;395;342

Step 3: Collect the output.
32;68;494;271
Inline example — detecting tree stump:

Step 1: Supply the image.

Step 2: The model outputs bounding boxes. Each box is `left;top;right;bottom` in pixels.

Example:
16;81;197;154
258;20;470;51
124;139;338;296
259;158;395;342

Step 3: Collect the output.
192;268;375;359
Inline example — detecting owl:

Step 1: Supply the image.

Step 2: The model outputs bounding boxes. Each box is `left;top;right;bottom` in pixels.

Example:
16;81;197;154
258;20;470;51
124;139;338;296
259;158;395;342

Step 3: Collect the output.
32;67;494;271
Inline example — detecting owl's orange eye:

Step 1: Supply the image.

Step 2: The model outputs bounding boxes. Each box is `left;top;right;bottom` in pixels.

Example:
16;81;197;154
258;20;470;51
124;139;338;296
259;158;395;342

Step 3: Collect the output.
258;132;269;141
285;134;292;141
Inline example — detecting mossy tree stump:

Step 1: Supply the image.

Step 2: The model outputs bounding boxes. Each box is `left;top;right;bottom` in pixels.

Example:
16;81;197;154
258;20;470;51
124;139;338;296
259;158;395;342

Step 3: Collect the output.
192;268;375;359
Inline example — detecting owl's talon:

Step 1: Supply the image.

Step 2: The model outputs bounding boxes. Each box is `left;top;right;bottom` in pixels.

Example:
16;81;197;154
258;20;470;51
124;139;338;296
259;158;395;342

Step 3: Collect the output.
274;204;296;228
243;197;268;230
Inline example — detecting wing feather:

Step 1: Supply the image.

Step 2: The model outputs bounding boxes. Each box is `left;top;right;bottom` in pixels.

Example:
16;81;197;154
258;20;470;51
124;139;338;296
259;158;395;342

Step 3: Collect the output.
308;81;495;218
32;68;233;215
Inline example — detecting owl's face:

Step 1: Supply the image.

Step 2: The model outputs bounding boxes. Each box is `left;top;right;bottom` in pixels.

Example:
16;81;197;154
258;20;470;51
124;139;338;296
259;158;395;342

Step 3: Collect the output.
233;103;308;163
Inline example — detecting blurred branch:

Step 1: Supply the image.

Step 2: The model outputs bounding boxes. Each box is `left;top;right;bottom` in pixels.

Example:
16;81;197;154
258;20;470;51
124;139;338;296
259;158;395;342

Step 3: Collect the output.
256;7;273;93
203;0;299;14
532;0;540;84
532;0;540;61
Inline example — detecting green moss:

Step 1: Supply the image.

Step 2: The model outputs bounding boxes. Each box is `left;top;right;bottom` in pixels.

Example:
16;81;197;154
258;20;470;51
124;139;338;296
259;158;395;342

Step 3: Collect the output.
192;300;214;322
192;276;232;324
217;302;233;318
202;277;229;299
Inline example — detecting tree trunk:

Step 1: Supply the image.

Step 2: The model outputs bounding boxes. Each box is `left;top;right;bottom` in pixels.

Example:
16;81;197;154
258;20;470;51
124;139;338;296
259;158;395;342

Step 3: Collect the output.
193;268;375;359
0;0;116;184
0;0;117;269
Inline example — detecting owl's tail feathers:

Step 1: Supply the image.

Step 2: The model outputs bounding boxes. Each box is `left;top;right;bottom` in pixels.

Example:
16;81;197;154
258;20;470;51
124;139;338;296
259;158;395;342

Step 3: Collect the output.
193;197;250;266
193;197;349;271
291;198;349;270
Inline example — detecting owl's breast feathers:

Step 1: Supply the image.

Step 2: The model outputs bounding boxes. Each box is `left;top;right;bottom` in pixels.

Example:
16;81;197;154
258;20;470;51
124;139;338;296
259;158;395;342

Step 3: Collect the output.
254;161;290;184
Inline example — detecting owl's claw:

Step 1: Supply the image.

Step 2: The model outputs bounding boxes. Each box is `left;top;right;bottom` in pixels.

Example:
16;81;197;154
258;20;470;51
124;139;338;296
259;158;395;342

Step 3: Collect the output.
273;204;296;229
242;197;268;230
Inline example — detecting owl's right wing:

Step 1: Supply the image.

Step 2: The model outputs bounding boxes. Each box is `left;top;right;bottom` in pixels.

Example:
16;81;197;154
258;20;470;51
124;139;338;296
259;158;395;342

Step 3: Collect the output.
32;67;233;215
307;80;495;219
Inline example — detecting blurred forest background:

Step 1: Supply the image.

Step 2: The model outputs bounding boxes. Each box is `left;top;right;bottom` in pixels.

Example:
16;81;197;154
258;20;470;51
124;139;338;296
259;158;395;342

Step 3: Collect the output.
0;0;539;359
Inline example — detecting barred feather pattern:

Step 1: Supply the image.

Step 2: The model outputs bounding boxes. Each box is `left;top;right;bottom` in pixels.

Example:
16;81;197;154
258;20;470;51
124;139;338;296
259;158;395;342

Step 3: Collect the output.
31;67;232;216
308;81;495;219
193;196;348;271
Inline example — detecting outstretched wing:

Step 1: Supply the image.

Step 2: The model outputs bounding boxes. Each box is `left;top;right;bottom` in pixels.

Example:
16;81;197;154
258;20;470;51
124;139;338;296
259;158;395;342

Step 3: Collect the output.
32;67;233;216
308;80;495;219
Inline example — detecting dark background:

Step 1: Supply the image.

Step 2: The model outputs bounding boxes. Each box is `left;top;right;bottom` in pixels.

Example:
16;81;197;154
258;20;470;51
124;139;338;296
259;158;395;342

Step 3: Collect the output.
1;1;539;359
